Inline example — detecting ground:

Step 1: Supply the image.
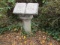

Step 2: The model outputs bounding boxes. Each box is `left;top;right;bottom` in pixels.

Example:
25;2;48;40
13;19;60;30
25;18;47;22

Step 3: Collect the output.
0;31;60;45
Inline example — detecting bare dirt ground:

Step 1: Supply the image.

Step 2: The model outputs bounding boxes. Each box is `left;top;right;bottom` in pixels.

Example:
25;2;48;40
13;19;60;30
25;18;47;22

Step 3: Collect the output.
0;31;60;45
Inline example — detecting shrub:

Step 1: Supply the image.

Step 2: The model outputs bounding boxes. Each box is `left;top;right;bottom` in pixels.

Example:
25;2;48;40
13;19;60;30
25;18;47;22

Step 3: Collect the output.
0;0;19;34
37;0;60;41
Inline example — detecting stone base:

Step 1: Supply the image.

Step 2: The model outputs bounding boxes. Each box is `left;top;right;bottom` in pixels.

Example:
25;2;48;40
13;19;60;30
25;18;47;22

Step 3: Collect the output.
19;15;33;34
23;19;32;34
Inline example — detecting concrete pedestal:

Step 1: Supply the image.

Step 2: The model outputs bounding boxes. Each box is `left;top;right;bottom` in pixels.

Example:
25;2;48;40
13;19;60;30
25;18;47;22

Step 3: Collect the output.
23;19;31;34
13;3;39;34
20;15;33;34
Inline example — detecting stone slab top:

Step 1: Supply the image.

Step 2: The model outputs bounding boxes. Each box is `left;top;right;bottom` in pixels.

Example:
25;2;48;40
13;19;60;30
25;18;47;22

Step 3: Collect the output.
13;3;26;14
25;3;39;15
13;3;39;15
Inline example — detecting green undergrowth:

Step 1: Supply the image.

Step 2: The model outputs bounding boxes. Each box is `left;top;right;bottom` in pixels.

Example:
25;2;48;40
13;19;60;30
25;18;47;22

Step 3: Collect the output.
36;0;60;41
0;23;22;34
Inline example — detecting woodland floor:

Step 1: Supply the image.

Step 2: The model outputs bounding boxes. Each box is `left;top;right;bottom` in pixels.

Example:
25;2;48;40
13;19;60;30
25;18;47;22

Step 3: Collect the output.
0;31;60;45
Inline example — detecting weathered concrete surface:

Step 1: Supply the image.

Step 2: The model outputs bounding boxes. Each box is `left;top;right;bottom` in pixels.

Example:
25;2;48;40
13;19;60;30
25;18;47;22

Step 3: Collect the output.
26;3;39;15
13;3;26;14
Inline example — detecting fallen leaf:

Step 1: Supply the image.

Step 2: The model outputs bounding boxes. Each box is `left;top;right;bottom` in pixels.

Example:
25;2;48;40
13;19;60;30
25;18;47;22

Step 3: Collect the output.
12;41;16;45
49;42;53;45
30;41;33;45
20;43;23;45
13;28;17;31
40;40;45;44
24;41;27;44
19;37;21;40
39;37;41;40
23;36;26;39
43;36;46;40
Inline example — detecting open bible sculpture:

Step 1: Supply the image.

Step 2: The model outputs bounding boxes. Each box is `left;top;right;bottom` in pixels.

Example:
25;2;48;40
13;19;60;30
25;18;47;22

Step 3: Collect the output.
13;3;39;34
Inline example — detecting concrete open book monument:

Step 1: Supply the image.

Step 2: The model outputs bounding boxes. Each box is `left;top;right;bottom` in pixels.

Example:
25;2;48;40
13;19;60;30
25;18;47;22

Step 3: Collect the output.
13;3;39;34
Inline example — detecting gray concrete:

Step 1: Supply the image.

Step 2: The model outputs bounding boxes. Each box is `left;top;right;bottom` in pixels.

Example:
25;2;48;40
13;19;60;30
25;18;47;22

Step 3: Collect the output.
25;3;39;15
13;3;26;14
13;3;39;34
